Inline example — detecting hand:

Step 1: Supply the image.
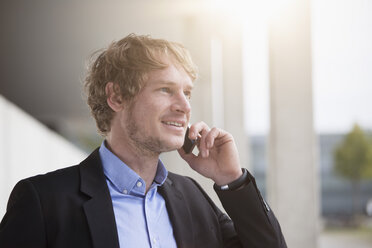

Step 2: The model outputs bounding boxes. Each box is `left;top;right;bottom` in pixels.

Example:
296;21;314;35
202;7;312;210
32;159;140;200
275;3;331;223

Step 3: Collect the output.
178;122;243;186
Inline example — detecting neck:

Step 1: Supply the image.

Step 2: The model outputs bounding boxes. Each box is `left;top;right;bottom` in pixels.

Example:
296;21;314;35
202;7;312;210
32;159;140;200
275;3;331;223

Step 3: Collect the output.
105;135;160;193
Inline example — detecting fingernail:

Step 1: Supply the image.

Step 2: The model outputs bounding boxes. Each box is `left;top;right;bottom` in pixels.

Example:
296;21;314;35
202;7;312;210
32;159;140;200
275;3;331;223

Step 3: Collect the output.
188;130;193;137
191;132;195;139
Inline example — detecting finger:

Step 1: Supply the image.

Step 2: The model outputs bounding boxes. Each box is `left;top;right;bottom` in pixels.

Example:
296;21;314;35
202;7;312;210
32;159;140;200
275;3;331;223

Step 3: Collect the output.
177;148;207;174
198;128;210;158
188;121;209;140
204;127;220;149
177;147;197;163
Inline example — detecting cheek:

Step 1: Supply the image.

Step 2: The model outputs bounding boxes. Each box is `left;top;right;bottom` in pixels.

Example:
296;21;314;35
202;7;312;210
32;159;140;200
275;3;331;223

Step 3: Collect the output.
136;104;160;125
144;101;166;115
132;95;168;122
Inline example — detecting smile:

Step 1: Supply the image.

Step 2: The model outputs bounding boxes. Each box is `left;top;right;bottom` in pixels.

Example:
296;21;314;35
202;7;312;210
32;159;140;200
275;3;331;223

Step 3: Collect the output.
162;121;183;127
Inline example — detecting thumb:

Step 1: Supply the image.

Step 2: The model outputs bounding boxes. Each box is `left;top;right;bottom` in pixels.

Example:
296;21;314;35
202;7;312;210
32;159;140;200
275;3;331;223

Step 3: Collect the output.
177;147;197;164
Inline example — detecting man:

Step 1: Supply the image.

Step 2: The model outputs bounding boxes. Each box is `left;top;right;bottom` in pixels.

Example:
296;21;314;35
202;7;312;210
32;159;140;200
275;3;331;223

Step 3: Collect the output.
0;34;287;248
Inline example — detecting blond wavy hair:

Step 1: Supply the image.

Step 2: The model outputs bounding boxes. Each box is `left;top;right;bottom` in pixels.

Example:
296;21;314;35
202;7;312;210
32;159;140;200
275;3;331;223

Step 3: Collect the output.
84;34;198;135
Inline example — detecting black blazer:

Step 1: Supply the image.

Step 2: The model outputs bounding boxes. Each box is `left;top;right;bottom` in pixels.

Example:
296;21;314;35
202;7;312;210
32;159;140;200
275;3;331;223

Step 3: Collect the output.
0;149;286;248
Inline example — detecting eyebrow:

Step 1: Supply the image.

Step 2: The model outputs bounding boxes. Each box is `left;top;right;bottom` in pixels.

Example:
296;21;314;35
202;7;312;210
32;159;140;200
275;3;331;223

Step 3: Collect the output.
155;80;194;90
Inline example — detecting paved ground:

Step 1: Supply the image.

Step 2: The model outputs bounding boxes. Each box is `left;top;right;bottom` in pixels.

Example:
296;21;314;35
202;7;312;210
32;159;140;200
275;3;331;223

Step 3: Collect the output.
319;228;372;248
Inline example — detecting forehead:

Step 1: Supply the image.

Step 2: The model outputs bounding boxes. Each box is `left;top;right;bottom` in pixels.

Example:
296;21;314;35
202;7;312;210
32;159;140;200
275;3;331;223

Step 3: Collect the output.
145;62;194;89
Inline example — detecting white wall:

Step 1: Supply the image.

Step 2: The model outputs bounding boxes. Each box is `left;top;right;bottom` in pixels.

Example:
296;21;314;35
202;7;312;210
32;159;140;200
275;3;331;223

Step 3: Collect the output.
0;95;87;217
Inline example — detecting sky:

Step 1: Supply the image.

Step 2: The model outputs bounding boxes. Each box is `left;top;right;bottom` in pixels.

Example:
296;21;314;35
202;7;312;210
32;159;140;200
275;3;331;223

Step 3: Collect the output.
244;0;372;135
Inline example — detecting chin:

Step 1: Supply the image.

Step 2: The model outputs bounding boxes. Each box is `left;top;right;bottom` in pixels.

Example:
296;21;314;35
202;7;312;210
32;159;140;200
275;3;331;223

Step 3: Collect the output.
161;139;184;152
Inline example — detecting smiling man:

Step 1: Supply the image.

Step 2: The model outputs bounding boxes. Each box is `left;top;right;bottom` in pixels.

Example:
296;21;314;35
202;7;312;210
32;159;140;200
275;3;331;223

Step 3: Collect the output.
0;34;287;248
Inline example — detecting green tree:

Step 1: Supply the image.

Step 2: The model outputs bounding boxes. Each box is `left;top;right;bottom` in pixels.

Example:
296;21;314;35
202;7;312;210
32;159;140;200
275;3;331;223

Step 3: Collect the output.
334;124;372;219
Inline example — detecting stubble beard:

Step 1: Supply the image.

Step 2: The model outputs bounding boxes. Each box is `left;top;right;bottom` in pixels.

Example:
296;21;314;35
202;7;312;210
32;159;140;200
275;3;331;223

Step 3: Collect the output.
125;108;177;157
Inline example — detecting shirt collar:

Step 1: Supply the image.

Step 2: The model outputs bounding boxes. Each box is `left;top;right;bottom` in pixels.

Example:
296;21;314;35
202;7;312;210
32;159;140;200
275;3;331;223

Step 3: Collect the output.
99;141;168;195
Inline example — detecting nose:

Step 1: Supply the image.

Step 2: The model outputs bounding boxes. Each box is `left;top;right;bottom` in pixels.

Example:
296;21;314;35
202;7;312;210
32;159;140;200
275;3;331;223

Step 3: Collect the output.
171;91;191;114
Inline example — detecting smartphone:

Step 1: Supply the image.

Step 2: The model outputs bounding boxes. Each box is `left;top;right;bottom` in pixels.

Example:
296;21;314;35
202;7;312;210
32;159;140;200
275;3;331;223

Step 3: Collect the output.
182;127;197;154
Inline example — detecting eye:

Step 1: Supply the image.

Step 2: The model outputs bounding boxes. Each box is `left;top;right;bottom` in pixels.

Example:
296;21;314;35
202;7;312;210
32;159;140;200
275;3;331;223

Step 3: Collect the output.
160;87;171;93
184;91;192;100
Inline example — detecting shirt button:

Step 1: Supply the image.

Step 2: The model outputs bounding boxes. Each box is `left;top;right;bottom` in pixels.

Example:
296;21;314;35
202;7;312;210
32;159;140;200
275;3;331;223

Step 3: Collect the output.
123;189;128;194
136;181;143;187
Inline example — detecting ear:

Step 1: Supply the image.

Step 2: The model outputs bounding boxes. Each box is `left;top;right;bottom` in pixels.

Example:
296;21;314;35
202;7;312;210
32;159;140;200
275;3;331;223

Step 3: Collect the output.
105;82;123;112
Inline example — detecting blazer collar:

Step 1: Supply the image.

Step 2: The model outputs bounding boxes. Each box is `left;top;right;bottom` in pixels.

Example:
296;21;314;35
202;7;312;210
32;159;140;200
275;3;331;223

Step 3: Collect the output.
78;149;194;248
79;149;120;248
159;176;195;248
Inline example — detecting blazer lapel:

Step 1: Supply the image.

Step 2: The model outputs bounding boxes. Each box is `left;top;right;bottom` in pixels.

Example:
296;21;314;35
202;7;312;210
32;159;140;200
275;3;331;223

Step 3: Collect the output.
79;149;120;248
159;177;195;248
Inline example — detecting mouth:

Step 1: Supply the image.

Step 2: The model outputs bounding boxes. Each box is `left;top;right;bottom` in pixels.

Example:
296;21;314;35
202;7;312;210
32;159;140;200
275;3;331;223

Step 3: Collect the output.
161;121;185;128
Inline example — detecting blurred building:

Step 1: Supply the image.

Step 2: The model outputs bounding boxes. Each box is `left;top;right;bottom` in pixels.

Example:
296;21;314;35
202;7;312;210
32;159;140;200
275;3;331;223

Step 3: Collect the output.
0;0;340;247
251;134;372;221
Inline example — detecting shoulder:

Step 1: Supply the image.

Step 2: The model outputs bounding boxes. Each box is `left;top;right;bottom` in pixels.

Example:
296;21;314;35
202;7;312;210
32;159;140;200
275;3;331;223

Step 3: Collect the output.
25;164;80;188
5;164;82;212
12;165;81;201
19;148;100;193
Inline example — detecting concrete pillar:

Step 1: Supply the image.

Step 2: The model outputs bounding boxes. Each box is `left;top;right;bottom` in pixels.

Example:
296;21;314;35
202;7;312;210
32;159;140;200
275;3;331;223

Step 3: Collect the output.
267;0;319;247
221;21;249;171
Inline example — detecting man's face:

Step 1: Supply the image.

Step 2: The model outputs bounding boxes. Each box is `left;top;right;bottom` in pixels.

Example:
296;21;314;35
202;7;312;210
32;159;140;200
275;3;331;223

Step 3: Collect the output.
120;61;193;154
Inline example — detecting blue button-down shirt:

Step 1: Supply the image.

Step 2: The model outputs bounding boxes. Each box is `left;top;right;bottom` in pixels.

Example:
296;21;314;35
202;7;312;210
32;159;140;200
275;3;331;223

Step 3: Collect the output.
99;142;177;248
